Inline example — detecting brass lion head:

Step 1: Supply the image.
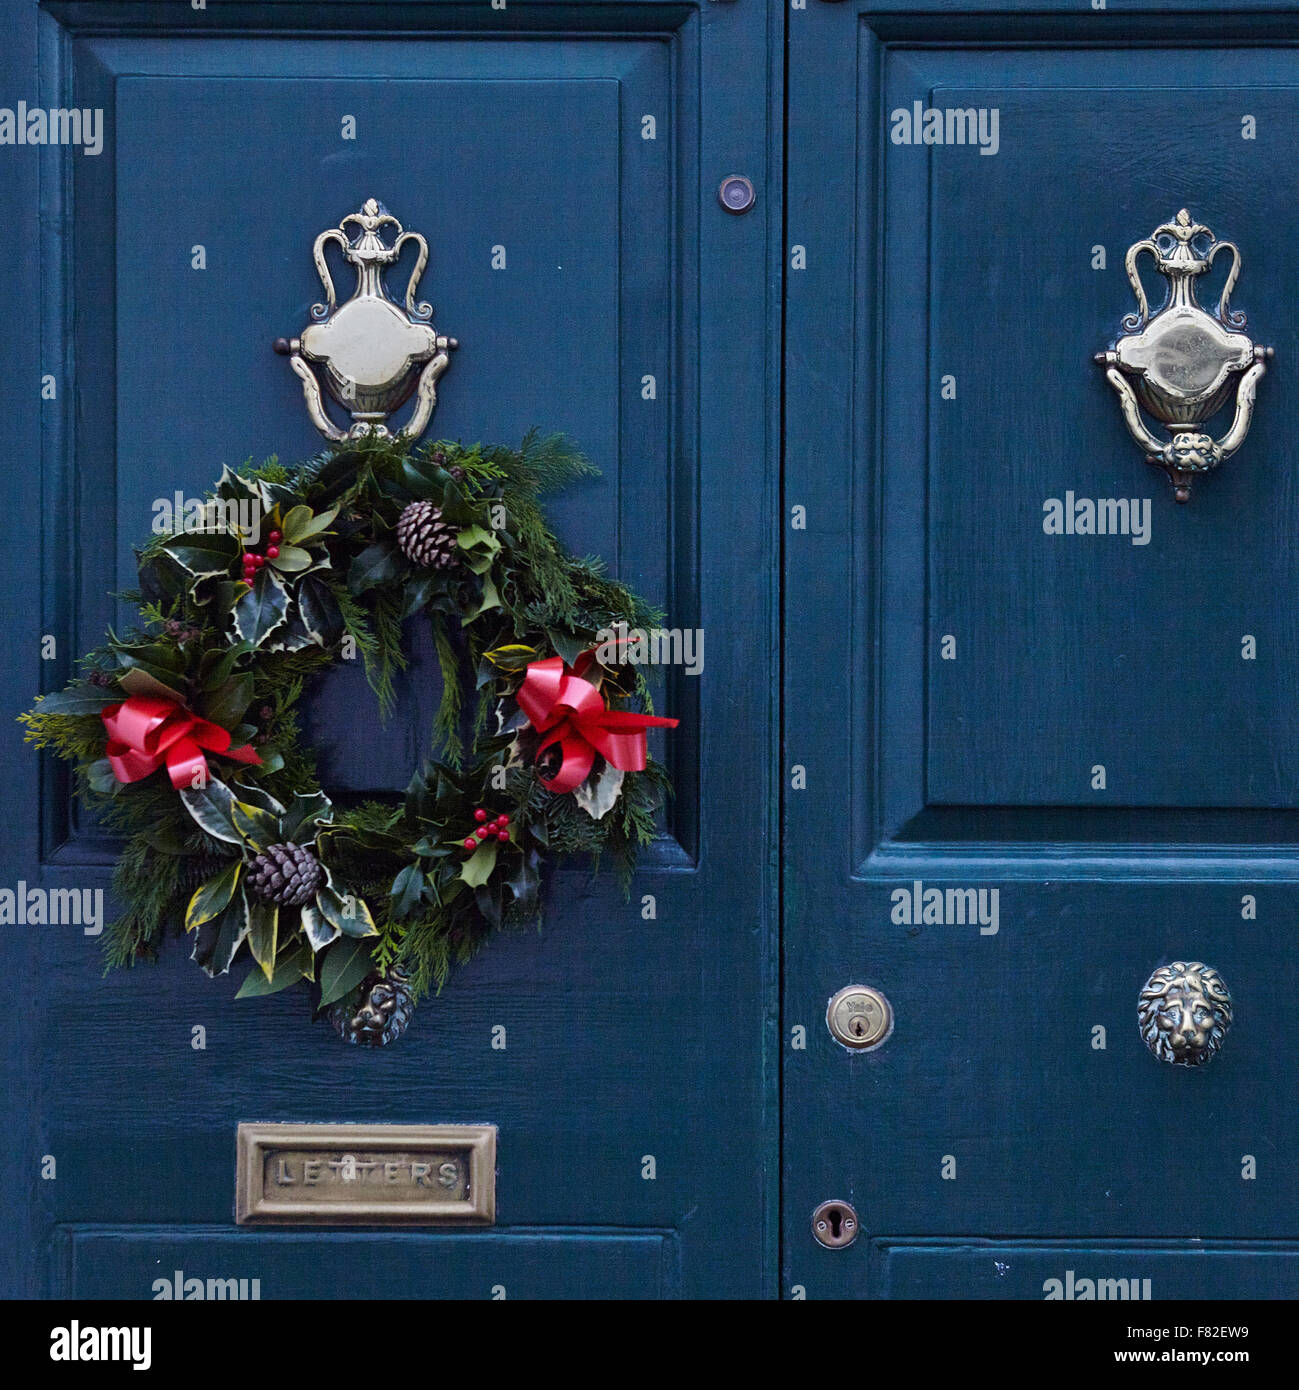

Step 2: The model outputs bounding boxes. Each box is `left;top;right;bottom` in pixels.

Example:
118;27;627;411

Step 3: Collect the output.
1138;961;1233;1066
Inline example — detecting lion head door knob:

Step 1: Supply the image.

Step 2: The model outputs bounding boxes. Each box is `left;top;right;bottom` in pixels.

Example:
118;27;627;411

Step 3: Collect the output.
327;965;415;1046
1138;961;1233;1066
273;198;457;443
1095;209;1271;503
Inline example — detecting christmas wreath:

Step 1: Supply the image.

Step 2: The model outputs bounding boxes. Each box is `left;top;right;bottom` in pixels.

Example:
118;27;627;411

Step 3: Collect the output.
21;433;676;1044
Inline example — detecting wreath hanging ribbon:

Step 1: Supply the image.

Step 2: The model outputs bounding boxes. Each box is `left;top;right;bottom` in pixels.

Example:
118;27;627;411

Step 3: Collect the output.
102;695;262;790
517;650;679;795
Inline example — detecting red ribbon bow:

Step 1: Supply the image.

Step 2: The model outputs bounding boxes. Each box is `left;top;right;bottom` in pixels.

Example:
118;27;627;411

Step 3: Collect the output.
102;695;262;791
516;650;678;795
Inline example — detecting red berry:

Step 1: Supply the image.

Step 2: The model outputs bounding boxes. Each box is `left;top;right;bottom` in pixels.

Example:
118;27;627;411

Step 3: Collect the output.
269;530;282;543
462;837;476;850
475;826;490;840
266;546;280;559
495;814;510;828
256;554;267;567
474;808;488;823
497;830;510;842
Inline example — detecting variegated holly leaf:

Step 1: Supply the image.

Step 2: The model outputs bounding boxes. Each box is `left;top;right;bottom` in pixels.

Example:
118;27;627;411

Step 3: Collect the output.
299;899;341;954
574;762;624;821
191;888;251;977
180;778;243;843
247;900;279;980
233;567;289;647
185;859;242;932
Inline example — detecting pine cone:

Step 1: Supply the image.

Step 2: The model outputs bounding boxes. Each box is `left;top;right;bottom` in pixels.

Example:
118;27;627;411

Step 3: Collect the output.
395;500;460;570
247;842;323;907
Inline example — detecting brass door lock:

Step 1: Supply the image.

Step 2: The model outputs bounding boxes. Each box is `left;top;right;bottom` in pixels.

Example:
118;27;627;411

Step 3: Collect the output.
826;984;893;1050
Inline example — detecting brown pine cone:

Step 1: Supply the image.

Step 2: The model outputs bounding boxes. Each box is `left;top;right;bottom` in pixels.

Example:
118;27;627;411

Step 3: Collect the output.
395;500;461;570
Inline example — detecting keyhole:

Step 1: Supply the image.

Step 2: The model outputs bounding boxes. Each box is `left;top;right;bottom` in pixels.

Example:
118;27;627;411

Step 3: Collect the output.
851;1015;866;1037
811;1199;859;1248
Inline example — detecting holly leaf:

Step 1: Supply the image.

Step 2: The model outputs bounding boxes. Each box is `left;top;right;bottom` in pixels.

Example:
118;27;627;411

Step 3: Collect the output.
335;892;378;939
474;879;504;930
136;553;184;606
348;539;403;593
296;575;344;646
318;937;376;1006
546;628;589;668
179;777;243;843
215;465;262;502
233;567;289;648
85;758;119;795
398;571;442;619
231;799;280;851
185;860;243;932
265;610;317;653
504;844;542;912
279;790;333;842
458;839;498;887
247;900;279;980
462;574;500;624
159;529;241;579
229;781;286;816
574;762;625;821
300;899;341;953
191;888;251;977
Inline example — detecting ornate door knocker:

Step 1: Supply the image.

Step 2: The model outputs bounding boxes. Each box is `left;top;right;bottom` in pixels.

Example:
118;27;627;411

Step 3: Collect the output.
1096;209;1271;503
274;198;457;442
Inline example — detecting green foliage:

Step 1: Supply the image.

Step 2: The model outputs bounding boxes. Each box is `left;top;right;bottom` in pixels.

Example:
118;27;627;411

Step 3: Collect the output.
22;432;676;1027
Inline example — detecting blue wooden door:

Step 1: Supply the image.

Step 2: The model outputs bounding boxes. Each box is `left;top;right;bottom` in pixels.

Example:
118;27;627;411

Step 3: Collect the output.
785;0;1299;1298
0;0;779;1298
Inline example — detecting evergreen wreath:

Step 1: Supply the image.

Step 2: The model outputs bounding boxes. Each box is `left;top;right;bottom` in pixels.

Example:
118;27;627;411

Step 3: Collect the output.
21;433;676;1044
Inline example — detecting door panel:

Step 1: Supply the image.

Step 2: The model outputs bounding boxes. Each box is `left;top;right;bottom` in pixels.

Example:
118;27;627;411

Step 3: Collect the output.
56;1227;679;1300
785;2;1299;1298
2;0;779;1298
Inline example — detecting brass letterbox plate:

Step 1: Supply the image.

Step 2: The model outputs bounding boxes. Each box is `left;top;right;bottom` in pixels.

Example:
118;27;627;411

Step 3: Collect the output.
235;1123;496;1226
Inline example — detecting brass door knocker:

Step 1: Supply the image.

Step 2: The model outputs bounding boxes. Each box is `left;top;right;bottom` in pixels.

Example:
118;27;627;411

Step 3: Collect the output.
274;199;457;442
1096;209;1271;503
